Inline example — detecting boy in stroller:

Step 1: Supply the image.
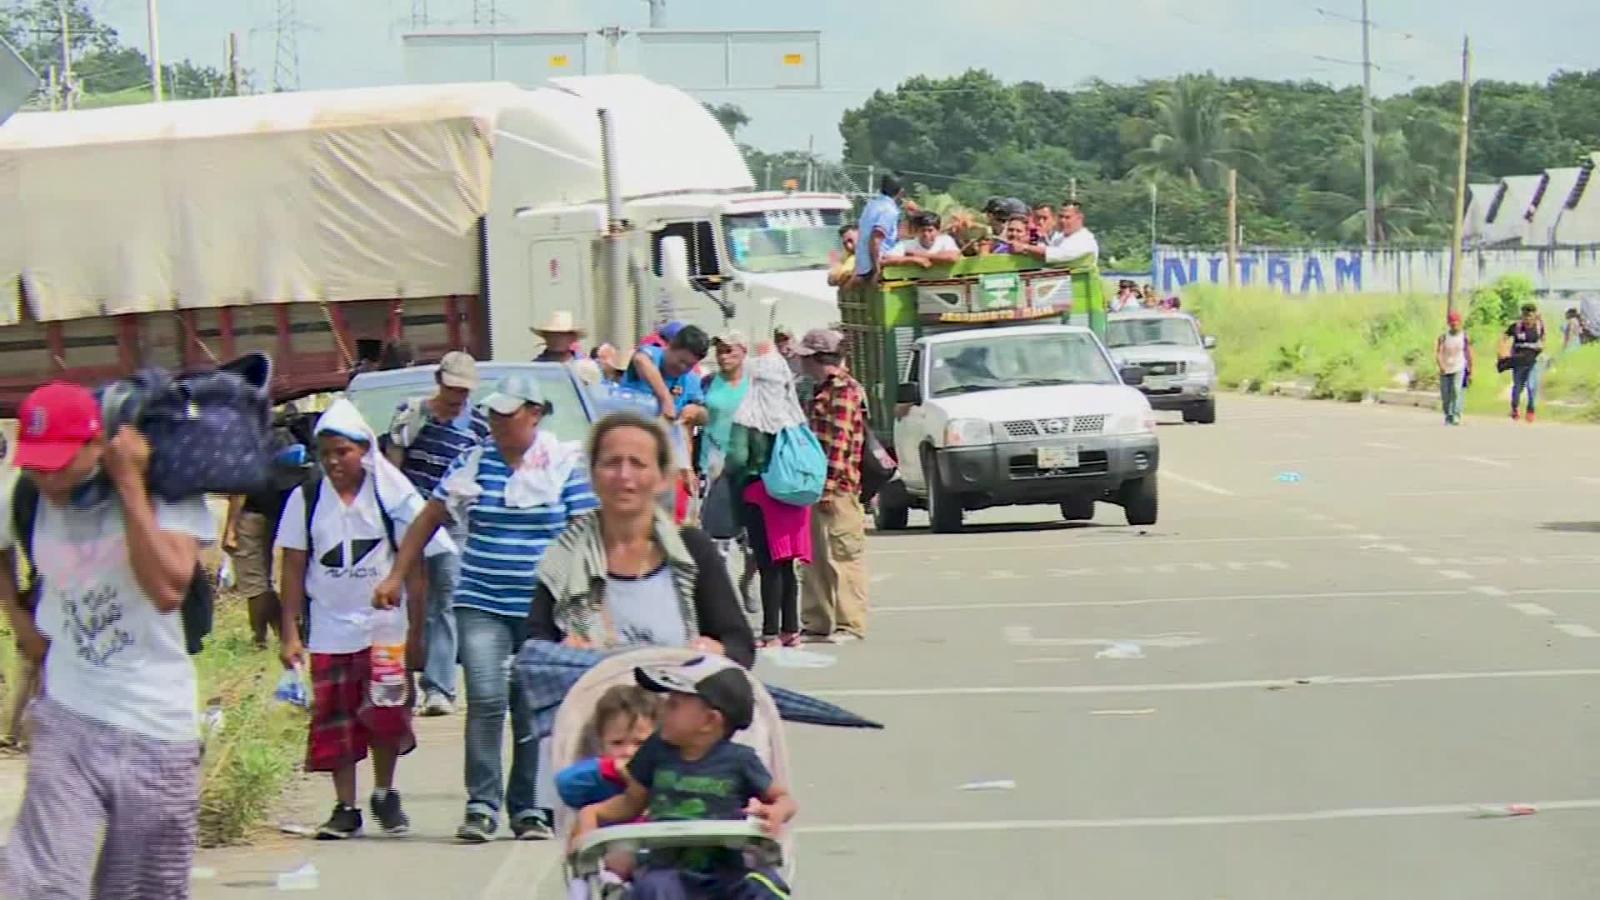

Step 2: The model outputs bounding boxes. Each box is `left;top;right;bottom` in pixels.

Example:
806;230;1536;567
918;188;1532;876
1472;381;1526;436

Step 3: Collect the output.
572;656;796;899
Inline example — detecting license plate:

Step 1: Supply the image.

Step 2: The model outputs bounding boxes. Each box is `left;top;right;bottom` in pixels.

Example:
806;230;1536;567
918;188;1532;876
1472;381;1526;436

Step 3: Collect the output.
1145;376;1173;390
1037;446;1079;470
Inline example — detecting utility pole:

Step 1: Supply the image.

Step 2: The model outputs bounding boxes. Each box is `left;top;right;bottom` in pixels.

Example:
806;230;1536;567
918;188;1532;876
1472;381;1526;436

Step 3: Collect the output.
1360;0;1377;246
1148;181;1158;251
58;1;72;110
645;0;666;28
601;26;623;74
1446;36;1472;318
227;31;242;95
1070;177;1078;202
1227;169;1239;287
146;0;163;101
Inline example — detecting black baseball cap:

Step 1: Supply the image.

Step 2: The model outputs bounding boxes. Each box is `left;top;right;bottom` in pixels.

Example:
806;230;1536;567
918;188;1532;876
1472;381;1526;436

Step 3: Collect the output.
635;655;755;734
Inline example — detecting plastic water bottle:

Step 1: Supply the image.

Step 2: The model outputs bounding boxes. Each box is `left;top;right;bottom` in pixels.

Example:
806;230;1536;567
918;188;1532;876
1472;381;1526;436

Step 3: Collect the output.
369;606;409;708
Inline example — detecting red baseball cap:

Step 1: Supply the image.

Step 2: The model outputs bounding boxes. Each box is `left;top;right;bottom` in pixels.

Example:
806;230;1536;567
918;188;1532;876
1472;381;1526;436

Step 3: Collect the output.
14;382;103;473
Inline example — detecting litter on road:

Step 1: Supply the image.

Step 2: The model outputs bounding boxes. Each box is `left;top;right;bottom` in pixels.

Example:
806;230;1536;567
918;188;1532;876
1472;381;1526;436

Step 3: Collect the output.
1276;472;1304;483
276;863;319;891
1095;642;1145;660
958;779;1017;792
1470;804;1537;819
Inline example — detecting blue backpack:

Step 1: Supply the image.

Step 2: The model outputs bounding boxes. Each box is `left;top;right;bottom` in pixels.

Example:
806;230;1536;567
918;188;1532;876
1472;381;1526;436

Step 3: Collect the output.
762;425;827;507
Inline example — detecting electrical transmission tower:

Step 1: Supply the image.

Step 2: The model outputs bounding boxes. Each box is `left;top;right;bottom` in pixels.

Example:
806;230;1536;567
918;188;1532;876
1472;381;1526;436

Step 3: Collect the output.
272;0;300;92
471;0;497;27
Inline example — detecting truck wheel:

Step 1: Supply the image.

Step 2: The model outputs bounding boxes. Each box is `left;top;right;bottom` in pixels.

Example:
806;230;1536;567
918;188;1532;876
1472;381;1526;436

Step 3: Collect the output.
1187;399;1217;425
1059;498;1095;521
873;481;911;531
924;449;964;534
1120;476;1159;527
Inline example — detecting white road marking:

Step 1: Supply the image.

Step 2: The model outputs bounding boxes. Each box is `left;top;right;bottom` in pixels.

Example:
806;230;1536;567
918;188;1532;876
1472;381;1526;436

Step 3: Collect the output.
810;668;1600;699
1436;569;1474;580
796;798;1600;836
1161;470;1236;496
1471;586;1509;596
876;588;1477;614
872;533;1470;555
1555;623;1600;639
870;573;894;584
1508;602;1557;617
1410;556;1439;566
1391;488;1554;497
985;569;1025;579
478;841;553;900
1363;441;1402;450
1003;626;1206;649
1458;455;1511;469
1090;708;1157;716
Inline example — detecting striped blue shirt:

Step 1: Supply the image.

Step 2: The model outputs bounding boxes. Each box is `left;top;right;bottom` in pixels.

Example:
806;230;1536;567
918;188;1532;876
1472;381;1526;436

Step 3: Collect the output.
393;404;490;496
434;445;598;618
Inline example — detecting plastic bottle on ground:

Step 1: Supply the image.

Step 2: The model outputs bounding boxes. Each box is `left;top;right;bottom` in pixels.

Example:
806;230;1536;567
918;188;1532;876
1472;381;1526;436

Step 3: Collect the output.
369;606;409;708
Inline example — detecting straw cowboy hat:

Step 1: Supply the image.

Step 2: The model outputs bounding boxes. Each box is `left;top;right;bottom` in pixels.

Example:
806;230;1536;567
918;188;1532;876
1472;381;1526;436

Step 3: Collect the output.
532;310;585;336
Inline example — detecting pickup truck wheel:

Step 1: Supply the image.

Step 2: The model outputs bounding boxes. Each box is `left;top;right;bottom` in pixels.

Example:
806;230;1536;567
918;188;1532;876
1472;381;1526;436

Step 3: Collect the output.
924;449;964;534
1120;476;1159;527
1059;498;1095;521
1187;399;1217;425
873;481;911;531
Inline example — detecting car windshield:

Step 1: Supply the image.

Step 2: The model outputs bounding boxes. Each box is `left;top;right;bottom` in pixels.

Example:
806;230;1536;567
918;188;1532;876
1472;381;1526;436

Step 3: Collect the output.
1105;317;1201;348
346;367;592;444
722;209;845;274
928;332;1117;397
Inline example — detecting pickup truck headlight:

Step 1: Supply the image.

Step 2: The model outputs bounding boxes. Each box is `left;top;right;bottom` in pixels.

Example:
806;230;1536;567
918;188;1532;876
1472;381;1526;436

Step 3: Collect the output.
1109;410;1156;435
944;418;995;447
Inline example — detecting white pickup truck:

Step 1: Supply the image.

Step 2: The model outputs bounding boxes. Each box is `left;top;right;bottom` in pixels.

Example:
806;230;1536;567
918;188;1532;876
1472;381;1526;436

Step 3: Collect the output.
874;324;1161;533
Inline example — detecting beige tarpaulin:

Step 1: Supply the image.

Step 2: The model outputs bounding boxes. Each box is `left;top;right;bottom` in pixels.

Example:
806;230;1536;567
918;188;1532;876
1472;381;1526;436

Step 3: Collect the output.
0;82;511;326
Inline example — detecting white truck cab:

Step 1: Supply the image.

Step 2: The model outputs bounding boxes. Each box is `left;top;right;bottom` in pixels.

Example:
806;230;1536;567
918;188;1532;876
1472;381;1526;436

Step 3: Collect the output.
1105;311;1219;424
877;324;1161;533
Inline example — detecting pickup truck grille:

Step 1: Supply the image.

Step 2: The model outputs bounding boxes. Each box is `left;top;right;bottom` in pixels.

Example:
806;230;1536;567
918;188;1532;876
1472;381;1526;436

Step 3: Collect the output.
1008;450;1111;479
1141;361;1187;376
1000;415;1107;440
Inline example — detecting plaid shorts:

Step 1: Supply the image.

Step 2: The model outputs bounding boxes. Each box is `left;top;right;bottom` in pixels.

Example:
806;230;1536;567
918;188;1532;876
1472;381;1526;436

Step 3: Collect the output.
1;695;201;900
306;650;415;772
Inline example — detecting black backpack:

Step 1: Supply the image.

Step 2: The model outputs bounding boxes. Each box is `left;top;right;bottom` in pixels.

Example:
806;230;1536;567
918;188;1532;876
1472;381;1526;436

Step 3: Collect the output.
10;478;213;655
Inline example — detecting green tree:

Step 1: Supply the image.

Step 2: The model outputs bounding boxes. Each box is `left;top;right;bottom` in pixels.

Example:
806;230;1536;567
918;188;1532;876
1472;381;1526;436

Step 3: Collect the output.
704;102;750;138
1128;76;1258;189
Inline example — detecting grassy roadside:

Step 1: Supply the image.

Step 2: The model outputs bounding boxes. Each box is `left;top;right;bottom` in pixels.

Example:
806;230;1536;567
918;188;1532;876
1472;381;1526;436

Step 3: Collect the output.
1187;282;1600;423
0;594;305;847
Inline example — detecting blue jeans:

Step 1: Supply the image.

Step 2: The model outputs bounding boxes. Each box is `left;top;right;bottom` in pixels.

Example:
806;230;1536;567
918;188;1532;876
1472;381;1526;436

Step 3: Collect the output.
1439;370;1464;422
419;549;461;700
1512;363;1538;414
457;607;540;827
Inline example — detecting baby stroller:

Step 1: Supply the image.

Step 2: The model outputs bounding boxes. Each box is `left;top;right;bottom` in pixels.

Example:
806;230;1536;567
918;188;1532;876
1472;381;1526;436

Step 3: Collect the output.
553;647;794;899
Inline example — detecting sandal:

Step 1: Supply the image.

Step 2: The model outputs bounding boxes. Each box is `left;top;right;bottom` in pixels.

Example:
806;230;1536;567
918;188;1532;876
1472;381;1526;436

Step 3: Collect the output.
779;632;801;648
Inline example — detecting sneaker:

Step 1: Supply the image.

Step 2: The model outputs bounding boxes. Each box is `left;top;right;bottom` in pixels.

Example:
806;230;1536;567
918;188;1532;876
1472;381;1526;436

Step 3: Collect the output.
511;814;554;841
370;790;410;835
420;691;454;717
1526;412;1536;423
779;632;801;648
456;813;496;843
1511;409;1521;420
316;804;363;840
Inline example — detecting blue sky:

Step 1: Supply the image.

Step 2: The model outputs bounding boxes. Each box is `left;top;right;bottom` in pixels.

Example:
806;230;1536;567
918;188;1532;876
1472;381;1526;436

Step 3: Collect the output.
96;0;1597;158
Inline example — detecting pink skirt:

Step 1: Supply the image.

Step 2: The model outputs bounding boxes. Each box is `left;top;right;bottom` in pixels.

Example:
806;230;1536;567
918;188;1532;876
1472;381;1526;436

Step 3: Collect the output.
743;480;813;565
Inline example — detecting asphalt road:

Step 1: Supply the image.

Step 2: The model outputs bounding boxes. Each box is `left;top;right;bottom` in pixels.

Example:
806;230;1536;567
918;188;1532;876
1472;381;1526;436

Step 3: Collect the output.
183;395;1600;898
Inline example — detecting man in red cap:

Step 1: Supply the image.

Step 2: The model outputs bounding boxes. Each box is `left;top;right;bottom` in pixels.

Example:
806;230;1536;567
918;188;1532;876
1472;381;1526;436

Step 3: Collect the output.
0;381;216;898
1436;310;1471;426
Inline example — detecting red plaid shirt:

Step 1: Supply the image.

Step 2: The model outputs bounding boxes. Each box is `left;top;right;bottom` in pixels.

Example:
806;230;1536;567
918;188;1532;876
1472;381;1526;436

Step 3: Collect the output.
808;369;867;498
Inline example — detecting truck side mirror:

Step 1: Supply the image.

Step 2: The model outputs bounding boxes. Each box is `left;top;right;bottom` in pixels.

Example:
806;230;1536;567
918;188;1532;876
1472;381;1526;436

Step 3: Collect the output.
660;236;691;286
1120;366;1147;386
897;382;920;404
1202;335;1217;349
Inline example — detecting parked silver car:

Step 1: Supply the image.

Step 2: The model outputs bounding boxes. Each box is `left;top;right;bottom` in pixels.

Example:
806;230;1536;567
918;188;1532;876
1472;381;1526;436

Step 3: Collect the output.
1105;312;1218;424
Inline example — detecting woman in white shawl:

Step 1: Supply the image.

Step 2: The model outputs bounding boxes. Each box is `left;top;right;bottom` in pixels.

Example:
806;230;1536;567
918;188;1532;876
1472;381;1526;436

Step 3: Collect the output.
724;350;815;648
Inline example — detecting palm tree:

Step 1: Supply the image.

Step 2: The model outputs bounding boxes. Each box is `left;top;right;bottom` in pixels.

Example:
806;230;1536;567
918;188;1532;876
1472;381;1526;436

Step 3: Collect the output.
1129;76;1259;189
1305;129;1448;243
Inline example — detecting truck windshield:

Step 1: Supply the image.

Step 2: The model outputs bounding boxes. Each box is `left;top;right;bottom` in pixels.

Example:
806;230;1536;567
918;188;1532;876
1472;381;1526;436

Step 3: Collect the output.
347;367;591;444
1105;317;1201;348
928;332;1117;398
722;209;844;274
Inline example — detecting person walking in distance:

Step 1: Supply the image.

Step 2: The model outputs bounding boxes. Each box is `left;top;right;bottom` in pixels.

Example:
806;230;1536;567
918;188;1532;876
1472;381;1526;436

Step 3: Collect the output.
0;383;217;898
1436;310;1471;426
792;329;870;644
385;351;488;717
1505;303;1545;422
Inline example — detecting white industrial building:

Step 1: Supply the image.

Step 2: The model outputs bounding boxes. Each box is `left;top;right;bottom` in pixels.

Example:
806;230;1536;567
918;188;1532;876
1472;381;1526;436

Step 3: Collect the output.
1465;152;1600;249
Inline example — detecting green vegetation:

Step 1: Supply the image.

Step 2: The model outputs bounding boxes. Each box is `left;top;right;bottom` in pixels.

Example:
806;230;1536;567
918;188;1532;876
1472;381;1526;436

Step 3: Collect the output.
1188;278;1600;420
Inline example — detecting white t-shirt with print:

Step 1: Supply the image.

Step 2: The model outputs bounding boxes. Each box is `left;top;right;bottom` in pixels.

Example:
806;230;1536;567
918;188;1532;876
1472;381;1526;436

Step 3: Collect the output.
0;481;216;743
275;476;449;654
890;234;959;257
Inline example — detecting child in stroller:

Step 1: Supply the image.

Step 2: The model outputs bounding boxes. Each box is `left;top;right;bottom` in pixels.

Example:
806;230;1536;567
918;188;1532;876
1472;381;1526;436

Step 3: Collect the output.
559;651;796;899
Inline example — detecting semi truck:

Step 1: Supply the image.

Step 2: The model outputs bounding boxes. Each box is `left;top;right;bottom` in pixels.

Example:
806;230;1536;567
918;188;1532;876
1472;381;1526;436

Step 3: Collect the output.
0;75;848;414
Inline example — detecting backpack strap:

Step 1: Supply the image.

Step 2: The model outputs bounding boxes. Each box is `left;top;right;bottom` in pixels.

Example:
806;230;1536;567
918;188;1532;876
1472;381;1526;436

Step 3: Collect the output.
370;479;399;554
300;478;321;557
10;478;40;611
